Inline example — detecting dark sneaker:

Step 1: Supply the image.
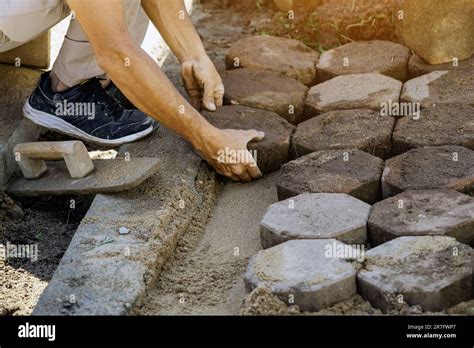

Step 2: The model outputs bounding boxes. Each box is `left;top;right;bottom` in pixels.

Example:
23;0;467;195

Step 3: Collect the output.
23;72;156;146
104;81;159;130
104;81;136;110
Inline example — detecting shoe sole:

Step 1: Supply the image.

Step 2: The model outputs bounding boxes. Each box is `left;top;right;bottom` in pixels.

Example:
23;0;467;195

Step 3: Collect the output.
23;100;155;147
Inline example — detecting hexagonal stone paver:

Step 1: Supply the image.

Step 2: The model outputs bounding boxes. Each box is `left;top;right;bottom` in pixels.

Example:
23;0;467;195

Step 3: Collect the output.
358;236;473;312
222;68;308;125
225;35;320;86
291;109;395;160
201;105;294;173
368;189;474;247
260;193;371;249
382;145;474;198
316;40;411;83
408;54;474;79
277;149;384;204
401;69;474;108
392;104;474;155
244;239;357;311
305;73;402;117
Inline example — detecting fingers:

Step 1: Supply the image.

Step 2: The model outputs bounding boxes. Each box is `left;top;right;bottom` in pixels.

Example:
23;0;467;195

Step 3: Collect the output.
214;83;225;108
203;81;224;111
181;62;202;110
244;129;266;143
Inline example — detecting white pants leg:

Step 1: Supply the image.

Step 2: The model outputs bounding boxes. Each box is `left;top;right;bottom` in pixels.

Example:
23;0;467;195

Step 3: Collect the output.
0;0;70;52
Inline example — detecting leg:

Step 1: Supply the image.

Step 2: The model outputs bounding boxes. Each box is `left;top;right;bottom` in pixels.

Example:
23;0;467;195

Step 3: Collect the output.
52;0;149;88
0;0;69;53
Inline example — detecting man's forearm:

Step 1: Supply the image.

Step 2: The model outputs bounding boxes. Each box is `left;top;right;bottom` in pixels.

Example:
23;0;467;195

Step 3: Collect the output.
101;44;216;151
141;0;205;62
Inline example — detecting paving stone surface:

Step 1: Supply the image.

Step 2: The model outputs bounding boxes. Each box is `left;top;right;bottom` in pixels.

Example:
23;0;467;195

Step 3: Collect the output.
6;157;160;197
277;149;384;204
244;239;357;311
225;35;320;86
316;40;411;83
382;145;474;198
392;105;474;155
408;54;474;79
260;193;371;248
222;68;308;125
305;73;402;117
202;105;295;173
368;189;474;246
358;236;473;312
399;0;474;65
291;109;395;160
401;69;474;108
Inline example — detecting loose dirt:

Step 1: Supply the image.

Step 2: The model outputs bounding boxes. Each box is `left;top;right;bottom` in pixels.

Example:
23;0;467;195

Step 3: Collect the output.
0;192;92;315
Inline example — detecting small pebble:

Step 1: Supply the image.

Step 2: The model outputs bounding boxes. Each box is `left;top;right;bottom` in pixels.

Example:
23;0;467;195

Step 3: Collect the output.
119;227;130;235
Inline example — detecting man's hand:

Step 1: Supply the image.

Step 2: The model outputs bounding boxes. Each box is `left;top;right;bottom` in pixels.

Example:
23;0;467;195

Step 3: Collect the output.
181;54;224;111
194;127;265;182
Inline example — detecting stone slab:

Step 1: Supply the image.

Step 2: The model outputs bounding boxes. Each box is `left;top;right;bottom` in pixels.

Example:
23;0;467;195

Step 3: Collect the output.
202;105;295;173
244;239;357;311
277;149;384;204
393;105;474;155
316;40;411;83
305;73;402;117
358;236;473;312
382;145;474;198
401;70;474;108
6;157;160;197
222;68;308;125
260;193;371;248
291;109;395;160
0;32;50;69
0;65;44;186
368;189;474;247
408;54;474;79
225;35;320;86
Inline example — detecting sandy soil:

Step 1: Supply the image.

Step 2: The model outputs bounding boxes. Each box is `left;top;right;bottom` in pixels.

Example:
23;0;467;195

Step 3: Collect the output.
0;193;92;315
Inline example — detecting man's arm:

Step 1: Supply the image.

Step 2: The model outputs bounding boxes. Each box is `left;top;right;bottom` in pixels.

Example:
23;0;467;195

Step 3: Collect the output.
141;0;224;111
66;0;263;182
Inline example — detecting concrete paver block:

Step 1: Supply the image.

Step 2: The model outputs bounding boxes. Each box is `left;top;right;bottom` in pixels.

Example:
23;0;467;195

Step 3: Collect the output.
316;40;411;83
222;68;308;124
277;149;384;204
305;73;402;117
202;105;295;173
408;54;474;79
244;239;357;311
368;189;474;246
401;69;474;108
225;35;320;86
291;109;395;160
393;105;474;155
382;145;474;198
260;193;371;248
358;236;473;312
